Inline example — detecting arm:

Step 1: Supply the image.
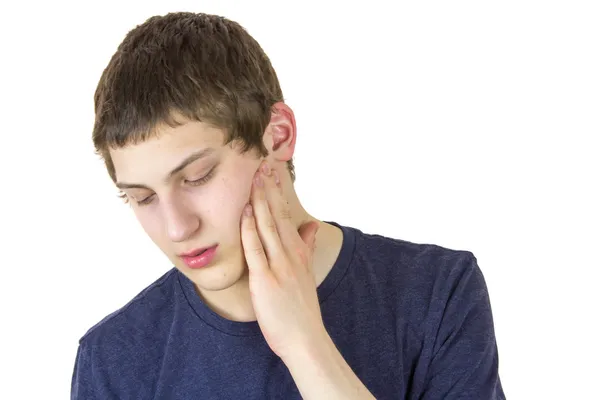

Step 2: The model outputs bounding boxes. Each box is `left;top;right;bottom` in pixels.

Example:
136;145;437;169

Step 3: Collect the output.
71;343;96;400
282;331;377;400
240;162;376;399
420;254;505;399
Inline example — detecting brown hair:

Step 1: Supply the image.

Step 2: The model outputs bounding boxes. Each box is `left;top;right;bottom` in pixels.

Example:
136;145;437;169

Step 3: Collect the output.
92;11;295;193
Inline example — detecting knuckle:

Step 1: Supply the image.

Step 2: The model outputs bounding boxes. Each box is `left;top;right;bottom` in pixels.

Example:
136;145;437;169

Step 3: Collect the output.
266;218;278;233
279;207;292;220
280;264;297;280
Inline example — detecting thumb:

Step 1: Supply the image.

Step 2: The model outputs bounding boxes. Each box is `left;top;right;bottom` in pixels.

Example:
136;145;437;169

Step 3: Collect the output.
298;221;320;250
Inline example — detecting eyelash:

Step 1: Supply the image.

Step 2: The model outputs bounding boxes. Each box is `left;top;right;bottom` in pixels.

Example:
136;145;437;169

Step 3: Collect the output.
135;167;217;206
186;167;216;187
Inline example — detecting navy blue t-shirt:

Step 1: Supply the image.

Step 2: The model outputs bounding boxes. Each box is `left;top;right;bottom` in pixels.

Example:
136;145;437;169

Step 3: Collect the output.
71;222;505;399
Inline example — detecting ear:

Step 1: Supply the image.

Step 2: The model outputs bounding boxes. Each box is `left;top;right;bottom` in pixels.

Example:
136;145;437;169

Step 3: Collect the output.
263;102;297;163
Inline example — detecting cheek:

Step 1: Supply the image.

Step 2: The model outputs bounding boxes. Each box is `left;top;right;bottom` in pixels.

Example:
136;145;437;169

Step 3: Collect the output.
209;175;253;224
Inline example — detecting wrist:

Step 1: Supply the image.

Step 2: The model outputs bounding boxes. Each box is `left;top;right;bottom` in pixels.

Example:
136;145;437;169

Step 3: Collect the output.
280;326;334;367
281;329;376;400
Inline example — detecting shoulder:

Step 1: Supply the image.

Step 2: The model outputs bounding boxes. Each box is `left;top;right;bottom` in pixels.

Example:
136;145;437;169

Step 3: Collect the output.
72;269;180;397
78;268;179;349
348;230;505;398
351;226;481;287
346;226;488;323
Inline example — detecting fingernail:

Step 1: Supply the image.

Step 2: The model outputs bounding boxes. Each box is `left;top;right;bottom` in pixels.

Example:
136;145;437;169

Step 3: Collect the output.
244;204;253;216
254;173;263;187
273;169;280;186
261;162;271;175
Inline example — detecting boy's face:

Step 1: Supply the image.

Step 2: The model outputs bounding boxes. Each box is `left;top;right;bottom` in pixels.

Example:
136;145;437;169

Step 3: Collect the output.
110;120;264;293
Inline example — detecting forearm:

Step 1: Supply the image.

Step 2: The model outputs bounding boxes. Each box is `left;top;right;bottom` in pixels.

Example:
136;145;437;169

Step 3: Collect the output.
282;332;376;400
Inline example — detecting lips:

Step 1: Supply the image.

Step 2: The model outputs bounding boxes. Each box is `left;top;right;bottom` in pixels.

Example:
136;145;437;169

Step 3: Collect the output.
188;249;207;257
179;244;219;269
179;246;213;258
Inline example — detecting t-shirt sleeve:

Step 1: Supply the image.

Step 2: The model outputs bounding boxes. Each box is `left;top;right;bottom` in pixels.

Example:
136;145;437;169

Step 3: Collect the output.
420;253;505;400
71;342;99;400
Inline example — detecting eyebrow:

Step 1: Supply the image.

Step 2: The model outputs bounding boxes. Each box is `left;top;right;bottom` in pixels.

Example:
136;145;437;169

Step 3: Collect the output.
115;148;215;190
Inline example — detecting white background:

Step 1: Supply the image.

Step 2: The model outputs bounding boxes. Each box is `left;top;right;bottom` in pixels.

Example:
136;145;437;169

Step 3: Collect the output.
1;1;598;398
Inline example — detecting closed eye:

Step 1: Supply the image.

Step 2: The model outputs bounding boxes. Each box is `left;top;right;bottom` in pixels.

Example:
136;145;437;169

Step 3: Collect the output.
186;166;216;186
135;194;155;206
134;166;217;206
136;194;155;206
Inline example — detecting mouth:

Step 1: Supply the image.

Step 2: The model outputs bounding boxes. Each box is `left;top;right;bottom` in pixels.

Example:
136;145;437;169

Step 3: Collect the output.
178;245;216;258
178;244;219;269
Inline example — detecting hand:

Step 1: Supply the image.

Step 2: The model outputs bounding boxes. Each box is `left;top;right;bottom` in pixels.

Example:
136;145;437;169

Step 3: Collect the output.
240;161;328;360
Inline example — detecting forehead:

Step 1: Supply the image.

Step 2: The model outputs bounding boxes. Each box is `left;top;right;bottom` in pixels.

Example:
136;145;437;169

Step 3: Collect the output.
110;121;226;183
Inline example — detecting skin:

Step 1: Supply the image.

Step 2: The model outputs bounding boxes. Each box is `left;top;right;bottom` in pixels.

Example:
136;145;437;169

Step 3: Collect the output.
110;102;375;398
242;162;376;399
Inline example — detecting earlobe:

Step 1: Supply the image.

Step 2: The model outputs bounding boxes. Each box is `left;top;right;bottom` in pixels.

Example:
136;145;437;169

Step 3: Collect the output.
264;103;296;162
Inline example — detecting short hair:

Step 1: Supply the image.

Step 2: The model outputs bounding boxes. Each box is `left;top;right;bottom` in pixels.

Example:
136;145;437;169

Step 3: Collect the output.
92;11;295;191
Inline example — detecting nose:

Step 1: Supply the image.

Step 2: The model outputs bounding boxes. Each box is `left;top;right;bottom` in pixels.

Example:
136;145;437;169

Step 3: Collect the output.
161;197;200;243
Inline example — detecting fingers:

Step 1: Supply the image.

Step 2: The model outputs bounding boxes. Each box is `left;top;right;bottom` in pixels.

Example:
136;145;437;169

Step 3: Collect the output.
249;165;287;268
254;161;319;269
240;203;270;275
297;221;320;271
297;221;320;251
263;171;299;251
